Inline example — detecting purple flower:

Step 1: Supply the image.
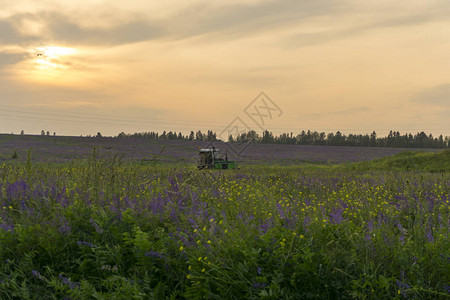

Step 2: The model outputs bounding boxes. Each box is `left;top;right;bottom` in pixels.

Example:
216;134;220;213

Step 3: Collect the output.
31;270;45;281
396;279;410;297
252;282;268;289
0;223;14;232
329;208;343;225
58;217;71;235
89;219;103;234
59;275;79;290
396;270;410;297
145;251;165;259
367;220;374;232
77;240;95;248
426;228;434;243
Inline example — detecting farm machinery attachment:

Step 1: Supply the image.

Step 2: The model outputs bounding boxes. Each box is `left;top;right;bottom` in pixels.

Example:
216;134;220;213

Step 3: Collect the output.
197;147;238;170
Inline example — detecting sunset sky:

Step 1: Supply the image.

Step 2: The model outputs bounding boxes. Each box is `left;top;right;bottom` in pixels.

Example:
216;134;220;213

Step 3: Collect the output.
1;0;449;137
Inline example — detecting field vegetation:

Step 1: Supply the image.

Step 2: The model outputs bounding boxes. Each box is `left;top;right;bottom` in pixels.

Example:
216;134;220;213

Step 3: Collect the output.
0;148;449;299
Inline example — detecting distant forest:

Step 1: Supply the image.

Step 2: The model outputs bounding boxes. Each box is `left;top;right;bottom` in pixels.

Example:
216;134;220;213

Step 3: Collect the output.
117;130;449;149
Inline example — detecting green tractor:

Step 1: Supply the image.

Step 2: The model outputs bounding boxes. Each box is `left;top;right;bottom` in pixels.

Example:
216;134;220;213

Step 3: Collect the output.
197;147;238;170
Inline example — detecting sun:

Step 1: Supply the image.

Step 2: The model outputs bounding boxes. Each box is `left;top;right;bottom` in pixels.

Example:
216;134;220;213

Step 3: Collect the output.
25;46;80;82
35;46;77;70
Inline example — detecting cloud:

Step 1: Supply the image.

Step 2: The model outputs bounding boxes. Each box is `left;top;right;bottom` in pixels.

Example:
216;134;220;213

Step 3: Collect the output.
289;3;450;47
0;0;337;47
0;19;20;44
0;12;164;47
411;84;450;108
168;0;336;40
3;0;450;49
44;13;164;46
0;13;43;45
0;51;26;68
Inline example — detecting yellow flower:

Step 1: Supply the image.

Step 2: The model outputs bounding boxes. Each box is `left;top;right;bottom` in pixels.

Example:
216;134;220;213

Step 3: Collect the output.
207;240;211;244
198;257;202;261
188;265;192;270
300;235;304;239
224;229;228;233
9;206;12;209
179;246;184;251
201;268;205;272
187;274;191;279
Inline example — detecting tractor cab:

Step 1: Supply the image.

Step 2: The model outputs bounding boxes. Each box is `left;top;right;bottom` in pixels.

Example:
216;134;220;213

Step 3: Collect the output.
197;147;237;170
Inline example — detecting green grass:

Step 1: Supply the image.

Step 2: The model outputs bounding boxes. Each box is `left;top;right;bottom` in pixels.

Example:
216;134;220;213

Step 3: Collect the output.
0;153;449;299
346;149;450;172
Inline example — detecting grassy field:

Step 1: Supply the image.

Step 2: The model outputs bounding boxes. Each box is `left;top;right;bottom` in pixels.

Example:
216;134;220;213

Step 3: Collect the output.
0;134;442;165
0;143;449;299
347;150;450;173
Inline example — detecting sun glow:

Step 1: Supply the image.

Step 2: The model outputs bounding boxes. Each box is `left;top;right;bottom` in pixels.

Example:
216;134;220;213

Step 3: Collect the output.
35;46;77;69
40;46;76;57
21;46;82;83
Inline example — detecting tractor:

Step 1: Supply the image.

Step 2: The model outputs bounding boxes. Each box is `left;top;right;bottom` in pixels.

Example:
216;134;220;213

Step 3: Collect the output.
197;147;237;170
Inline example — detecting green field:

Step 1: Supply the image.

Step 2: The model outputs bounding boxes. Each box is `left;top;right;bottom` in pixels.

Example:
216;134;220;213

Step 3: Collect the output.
0;150;449;299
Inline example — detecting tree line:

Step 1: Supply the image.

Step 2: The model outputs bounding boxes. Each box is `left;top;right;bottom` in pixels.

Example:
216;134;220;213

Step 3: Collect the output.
117;130;218;141
116;130;449;149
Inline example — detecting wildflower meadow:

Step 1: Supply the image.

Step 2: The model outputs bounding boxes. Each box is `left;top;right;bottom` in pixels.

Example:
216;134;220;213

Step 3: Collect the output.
0;149;449;299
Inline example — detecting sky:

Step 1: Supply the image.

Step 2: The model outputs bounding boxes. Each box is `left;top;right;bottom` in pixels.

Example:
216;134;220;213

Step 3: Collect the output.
0;0;449;137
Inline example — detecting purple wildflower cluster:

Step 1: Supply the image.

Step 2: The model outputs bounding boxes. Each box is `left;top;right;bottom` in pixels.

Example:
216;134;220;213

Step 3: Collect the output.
89;219;103;234
77;240;95;248
59;275;80;290
58;217;71;235
252;282;268;289
145;251;165;259
396;271;410;297
32;270;46;281
443;284;450;294
0;223;14;232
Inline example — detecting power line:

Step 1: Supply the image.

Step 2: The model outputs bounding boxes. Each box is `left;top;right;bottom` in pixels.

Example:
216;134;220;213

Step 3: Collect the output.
0;113;140;127
0;106;234;127
1;106;448;135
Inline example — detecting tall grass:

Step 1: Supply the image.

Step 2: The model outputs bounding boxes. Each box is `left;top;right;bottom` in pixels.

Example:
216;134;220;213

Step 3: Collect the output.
0;154;449;299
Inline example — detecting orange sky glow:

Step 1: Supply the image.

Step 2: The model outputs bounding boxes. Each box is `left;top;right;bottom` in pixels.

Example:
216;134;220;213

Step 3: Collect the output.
1;0;449;137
